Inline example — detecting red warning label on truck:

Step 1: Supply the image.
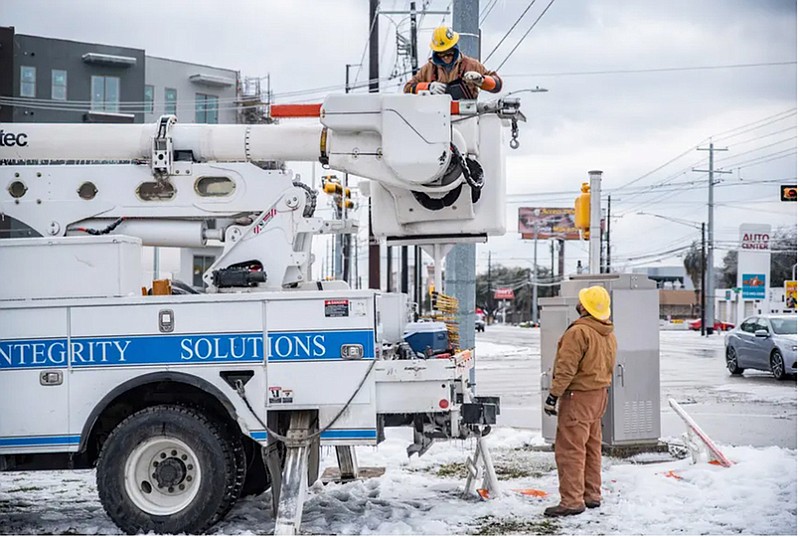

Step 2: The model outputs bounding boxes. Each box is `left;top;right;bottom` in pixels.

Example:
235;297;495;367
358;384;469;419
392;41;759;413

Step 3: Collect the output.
324;299;349;317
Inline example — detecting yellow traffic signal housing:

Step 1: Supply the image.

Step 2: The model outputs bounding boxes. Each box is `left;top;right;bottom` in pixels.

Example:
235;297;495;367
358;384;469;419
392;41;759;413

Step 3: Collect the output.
574;182;591;236
322;180;351;198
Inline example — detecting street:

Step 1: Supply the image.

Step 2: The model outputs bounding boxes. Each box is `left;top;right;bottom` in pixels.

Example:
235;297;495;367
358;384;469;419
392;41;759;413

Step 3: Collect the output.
475;324;797;449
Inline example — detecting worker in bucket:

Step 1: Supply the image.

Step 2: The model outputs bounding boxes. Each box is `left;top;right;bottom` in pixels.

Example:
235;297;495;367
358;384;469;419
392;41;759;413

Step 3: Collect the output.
404;25;502;100
543;286;617;517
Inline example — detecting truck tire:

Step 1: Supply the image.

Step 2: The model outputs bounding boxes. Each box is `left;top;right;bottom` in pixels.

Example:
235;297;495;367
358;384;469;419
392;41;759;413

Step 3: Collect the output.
240;438;270;497
96;405;240;534
214;418;247;520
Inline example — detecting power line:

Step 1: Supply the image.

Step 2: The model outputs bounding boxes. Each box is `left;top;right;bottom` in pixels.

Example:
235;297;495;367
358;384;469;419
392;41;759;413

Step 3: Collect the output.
727;125;796;148
480;0;500;23
722;148;797;169
716;136;797;163
495;0;557;71
503;61;797;78
712;107;797;141
483;0;539;64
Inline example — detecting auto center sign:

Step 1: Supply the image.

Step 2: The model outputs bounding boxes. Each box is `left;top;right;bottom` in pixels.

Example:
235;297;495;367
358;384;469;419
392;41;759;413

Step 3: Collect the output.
738;224;771;301
741;230;770;250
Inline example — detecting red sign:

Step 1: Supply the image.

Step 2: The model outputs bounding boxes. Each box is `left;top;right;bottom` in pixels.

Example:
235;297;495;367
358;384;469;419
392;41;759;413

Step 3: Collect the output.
494;288;515;300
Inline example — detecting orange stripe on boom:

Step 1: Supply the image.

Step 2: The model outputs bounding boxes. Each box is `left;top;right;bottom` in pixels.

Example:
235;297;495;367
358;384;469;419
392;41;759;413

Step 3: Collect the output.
270;104;322;118
272;101;463;118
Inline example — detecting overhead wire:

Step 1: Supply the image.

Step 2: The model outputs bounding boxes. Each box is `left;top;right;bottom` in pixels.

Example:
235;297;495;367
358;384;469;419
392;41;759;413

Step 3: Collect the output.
494;0;557;71
721;148;797;169
726;125;796;148
711;107;797;142
716;136;797;163
480;0;500;23
483;0;539;64
502;61;798;78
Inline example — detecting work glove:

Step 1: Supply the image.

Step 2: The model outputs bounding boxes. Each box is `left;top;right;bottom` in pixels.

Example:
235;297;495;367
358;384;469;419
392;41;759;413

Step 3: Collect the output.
463;71;485;86
429;81;447;94
544;394;558;416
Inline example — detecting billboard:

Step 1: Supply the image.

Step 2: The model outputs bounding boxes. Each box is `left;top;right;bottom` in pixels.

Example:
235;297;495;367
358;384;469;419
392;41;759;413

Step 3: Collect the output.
518;207;581;240
494;288;515;300
785;281;797;309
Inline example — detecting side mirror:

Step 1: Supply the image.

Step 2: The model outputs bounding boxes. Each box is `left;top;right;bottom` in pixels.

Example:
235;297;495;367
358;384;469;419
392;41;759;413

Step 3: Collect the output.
754;329;770;338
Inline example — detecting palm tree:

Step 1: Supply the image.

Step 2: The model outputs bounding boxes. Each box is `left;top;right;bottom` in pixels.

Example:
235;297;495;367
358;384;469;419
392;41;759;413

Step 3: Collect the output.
683;241;703;317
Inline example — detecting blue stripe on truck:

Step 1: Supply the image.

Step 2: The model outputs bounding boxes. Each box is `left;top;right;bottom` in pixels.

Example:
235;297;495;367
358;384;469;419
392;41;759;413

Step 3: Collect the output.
0;329;376;370
0;435;81;447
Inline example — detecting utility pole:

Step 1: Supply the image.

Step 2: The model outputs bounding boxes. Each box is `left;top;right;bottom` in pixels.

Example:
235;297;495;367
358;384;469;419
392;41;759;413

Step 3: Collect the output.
341;64;361;285
532;222;539;326
558;239;565;279
400;0;419;297
694;144;731;335
700;222;706;335
487;251;493;321
368;0;381;289
606;195;612;273
446;0;479;358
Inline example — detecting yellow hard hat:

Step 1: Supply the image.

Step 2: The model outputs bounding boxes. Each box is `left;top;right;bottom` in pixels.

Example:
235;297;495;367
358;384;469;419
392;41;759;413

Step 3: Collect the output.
430;26;459;52
578;286;611;321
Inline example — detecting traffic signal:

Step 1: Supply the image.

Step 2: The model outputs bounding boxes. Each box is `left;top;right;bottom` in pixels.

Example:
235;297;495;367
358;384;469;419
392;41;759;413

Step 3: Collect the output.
574;182;590;239
321;175;354;210
781;184;797;202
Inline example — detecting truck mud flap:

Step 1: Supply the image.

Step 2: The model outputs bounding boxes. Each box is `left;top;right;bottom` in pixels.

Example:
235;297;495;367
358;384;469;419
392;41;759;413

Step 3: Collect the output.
460;396;499;425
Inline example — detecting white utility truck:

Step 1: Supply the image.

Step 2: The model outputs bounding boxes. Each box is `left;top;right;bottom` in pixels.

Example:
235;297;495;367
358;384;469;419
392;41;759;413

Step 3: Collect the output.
0;94;522;534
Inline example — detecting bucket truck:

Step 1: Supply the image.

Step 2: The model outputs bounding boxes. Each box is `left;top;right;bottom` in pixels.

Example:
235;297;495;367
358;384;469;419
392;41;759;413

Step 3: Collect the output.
0;93;523;534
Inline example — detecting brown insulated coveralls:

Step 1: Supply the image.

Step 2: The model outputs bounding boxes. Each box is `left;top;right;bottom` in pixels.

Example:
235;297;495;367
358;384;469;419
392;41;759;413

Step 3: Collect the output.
551;315;617;508
403;54;502;100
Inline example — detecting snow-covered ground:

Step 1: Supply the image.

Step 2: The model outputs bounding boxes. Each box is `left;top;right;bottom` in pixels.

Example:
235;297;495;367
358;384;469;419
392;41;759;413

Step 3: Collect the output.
1;328;796;535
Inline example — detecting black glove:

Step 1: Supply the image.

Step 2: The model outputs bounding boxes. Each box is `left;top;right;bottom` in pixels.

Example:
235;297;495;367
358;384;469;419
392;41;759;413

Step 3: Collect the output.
544;394;558;416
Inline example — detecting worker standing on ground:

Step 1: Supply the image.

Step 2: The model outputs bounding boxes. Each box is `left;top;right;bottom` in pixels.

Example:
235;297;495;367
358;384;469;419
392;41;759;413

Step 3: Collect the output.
404;26;502;100
543;286;617;517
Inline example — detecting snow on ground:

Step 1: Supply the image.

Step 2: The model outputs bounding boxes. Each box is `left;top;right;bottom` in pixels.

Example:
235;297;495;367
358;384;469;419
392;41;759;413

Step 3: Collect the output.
1;427;796;535
1;329;796;535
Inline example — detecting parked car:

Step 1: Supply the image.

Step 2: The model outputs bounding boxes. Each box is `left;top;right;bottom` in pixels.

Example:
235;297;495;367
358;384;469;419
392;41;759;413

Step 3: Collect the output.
724;315;797;380
475;317;486;332
688;318;735;331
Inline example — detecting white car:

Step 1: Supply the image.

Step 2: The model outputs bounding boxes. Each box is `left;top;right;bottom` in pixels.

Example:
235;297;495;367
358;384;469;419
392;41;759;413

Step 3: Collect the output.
724;315;797;380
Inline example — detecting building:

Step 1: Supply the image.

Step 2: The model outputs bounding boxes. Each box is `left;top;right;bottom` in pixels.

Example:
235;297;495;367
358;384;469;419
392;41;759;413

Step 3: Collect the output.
144;56;238;124
0;26;145;123
632;266;694;290
658;289;697;319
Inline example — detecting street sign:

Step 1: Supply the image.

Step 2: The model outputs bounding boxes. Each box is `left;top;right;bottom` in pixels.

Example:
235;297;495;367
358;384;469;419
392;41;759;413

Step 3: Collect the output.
493;288;515;300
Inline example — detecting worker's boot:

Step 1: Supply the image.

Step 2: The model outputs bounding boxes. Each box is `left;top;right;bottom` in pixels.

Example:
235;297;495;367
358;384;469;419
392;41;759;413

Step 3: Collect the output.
584;499;601;509
543;504;585;517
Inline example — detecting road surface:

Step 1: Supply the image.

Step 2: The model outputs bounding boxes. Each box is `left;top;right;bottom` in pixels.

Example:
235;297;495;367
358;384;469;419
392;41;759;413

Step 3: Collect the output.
475;324;797;449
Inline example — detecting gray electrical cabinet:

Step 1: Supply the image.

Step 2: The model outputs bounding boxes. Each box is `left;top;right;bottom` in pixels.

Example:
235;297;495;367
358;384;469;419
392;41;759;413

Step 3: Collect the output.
539;273;660;447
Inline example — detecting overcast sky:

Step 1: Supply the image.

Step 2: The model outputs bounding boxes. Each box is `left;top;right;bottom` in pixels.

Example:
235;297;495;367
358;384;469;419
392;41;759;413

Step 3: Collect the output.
2;0;797;283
